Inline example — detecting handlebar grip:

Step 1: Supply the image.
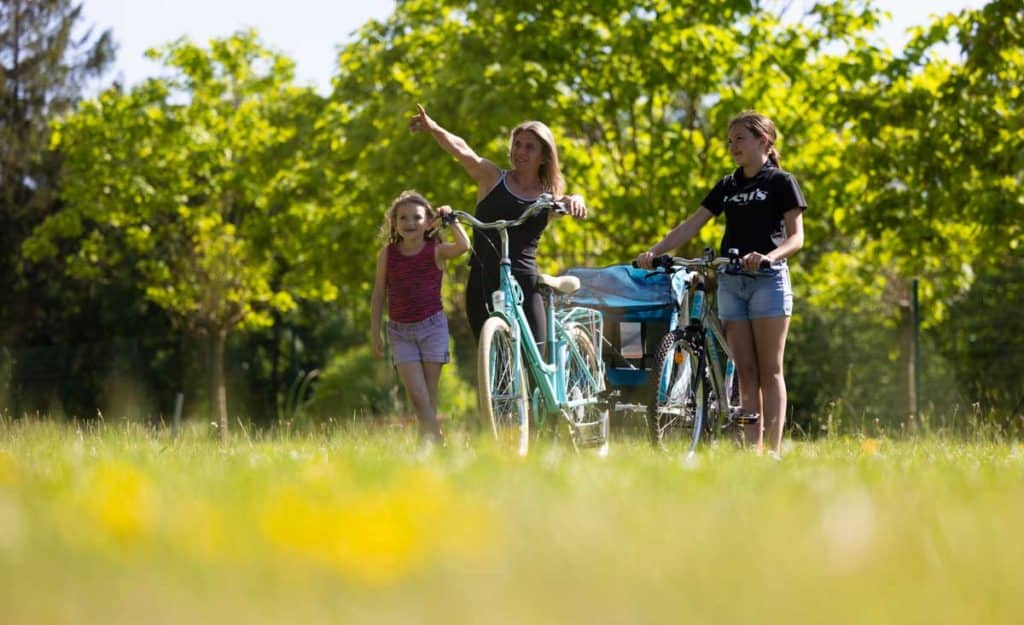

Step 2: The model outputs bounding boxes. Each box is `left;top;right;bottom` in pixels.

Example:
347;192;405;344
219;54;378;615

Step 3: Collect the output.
441;212;457;225
759;259;772;271
653;255;673;269
632;255;673;269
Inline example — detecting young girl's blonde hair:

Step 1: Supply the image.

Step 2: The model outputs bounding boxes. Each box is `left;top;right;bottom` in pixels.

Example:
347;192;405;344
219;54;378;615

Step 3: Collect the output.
508;121;565;196
379;190;441;244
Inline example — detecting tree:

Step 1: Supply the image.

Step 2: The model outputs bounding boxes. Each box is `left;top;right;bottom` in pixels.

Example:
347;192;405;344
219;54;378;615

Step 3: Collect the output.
1;0;115;409
24;31;339;440
806;0;1024;419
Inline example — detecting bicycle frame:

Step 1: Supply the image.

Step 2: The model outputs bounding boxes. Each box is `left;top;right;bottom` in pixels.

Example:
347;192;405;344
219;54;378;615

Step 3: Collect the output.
653;251;743;436
491;261;602;417
452;197;604;421
686;267;738;430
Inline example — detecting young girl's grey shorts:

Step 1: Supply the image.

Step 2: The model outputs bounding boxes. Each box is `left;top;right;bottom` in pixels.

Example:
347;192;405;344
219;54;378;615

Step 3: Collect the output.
717;265;793;321
386;310;450;365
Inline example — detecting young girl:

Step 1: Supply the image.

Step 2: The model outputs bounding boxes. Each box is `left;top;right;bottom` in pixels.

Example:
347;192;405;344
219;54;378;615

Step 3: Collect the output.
635;111;806;456
370;190;470;443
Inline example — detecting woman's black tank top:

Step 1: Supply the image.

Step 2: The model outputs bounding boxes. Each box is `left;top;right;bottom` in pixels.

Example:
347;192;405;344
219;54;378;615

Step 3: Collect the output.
468;171;549;277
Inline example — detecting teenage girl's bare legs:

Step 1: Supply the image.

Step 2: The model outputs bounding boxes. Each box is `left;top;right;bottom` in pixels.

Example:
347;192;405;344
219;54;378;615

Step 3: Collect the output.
396;361;443;441
751;316;790;455
725;319;763;449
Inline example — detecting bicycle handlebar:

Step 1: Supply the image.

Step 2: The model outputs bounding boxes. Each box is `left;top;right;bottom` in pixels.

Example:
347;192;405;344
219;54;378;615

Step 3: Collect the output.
446;193;567;230
632;248;772;273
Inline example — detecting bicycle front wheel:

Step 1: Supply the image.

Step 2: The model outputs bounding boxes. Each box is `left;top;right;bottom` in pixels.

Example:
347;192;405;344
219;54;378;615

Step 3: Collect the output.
649;329;707;452
564;324;609;454
477;316;530;456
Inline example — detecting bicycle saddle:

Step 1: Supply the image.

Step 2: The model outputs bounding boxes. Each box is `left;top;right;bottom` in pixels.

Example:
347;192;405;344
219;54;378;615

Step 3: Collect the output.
538;273;581;295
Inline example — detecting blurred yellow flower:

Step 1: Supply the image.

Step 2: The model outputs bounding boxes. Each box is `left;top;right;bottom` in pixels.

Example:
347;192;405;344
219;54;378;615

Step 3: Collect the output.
84;461;157;542
261;466;498;585
859;438;881;456
0;450;18;486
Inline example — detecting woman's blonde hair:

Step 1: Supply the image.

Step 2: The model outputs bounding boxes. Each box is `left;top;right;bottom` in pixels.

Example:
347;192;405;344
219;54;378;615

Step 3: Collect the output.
380;190;441;244
508;121;565;196
728;110;781;167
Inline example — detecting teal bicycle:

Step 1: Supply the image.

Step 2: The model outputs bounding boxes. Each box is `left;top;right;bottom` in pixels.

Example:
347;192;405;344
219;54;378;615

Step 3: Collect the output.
450;195;610;456
639;249;762;453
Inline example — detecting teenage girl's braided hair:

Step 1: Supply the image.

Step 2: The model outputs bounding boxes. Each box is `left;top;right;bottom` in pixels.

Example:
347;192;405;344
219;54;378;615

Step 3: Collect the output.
380;190;442;245
729;110;781;167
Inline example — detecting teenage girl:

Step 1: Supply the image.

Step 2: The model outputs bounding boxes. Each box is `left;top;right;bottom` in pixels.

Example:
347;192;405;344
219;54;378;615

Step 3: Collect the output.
636;111;806;455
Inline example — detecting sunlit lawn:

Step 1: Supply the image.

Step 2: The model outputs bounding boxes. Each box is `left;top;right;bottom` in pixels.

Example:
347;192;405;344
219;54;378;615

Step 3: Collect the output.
1;418;1022;624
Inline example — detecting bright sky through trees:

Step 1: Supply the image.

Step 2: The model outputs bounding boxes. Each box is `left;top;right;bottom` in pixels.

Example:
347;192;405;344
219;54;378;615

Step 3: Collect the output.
82;0;986;95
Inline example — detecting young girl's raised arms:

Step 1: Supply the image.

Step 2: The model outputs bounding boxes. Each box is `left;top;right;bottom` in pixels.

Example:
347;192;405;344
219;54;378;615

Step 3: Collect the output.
431;204;470;269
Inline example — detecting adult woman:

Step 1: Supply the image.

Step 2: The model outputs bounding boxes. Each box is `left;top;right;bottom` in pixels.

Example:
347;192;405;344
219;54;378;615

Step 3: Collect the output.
409;104;587;343
635;111;806;456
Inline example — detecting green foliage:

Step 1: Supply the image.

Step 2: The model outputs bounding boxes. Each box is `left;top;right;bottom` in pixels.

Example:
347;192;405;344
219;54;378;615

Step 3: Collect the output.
939;255;1024;416
0;0;126;416
0;0;115;217
828;0;1023;320
304;344;400;419
28;31;338;334
22;31;347;434
305;342;477;424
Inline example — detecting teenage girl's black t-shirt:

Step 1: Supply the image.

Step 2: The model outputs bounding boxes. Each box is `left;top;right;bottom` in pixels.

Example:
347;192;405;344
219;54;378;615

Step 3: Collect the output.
700;163;807;258
469;171;549;277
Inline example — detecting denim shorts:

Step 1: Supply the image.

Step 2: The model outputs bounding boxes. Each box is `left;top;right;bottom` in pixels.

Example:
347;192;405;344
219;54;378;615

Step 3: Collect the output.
717;266;793;321
387;311;450;365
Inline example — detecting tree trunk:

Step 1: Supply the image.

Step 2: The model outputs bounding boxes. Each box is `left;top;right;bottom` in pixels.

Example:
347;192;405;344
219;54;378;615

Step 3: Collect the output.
211;328;229;443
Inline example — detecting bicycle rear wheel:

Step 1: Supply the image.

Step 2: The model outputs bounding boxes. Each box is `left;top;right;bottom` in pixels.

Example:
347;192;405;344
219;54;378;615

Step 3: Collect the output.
477;316;530;456
649;329;707;452
563;324;609;454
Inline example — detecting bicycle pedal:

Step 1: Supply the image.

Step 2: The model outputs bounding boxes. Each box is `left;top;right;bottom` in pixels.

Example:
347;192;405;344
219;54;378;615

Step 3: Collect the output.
571;420;606;445
729;411;760;425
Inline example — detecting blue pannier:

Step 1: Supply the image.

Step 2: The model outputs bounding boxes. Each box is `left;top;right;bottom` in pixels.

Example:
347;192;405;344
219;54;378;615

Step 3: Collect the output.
564;265;690;392
564;264;687;321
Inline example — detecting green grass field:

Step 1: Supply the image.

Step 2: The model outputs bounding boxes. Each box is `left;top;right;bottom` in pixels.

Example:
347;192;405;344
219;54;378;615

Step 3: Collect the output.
1;419;1022;624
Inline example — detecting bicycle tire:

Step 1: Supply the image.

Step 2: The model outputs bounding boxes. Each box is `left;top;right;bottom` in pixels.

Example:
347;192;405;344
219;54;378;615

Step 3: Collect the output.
649;328;707;452
477;316;530;456
564;324;609;454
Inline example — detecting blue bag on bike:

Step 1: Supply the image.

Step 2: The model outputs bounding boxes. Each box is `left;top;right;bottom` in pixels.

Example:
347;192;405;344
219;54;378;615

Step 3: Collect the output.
564;265;689;394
